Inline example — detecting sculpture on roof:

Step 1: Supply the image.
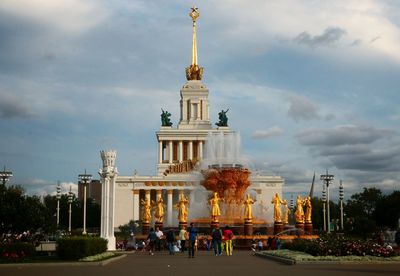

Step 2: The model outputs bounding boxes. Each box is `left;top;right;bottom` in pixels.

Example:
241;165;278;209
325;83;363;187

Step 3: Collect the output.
161;109;173;126
216;109;229;127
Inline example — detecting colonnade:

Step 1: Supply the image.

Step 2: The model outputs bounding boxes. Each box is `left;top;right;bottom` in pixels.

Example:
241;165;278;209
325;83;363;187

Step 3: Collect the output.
158;140;203;164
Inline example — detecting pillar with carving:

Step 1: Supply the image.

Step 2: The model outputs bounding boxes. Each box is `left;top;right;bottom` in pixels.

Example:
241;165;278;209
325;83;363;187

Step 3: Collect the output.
99;150;118;251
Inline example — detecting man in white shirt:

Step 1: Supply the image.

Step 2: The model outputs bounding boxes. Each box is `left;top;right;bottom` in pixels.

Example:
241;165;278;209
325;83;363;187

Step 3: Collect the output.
155;226;164;251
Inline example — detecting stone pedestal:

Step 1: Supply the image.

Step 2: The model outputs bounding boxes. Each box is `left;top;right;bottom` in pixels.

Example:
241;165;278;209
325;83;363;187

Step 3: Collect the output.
273;222;284;235
155;221;163;230
142;222;150;235
304;223;313;235
244;219;253;236
179;221;187;230
295;222;305;235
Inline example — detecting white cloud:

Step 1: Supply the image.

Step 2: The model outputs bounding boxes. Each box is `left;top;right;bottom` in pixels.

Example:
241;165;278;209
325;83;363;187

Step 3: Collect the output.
20;178;78;196
0;0;107;34
252;126;284;139
204;0;400;62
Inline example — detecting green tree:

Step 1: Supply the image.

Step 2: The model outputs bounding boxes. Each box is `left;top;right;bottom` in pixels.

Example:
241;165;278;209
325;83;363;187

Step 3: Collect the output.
345;187;382;236
0;185;48;233
375;191;400;229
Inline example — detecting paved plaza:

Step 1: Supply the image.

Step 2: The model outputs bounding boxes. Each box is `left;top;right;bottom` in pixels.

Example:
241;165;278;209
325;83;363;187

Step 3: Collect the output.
1;251;400;276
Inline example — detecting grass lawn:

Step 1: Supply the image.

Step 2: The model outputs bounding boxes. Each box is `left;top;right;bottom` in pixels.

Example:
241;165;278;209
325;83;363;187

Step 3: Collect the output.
0;252;122;264
259;249;400;264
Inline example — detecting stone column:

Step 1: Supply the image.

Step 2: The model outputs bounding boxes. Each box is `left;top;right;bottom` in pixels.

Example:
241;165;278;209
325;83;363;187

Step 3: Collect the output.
145;189;151;201
199;141;203;160
99;150;118;251
188;141;193;160
190;102;194;120
179;141;183;162
197;103;201;119
159;141;163;163
132;189;140;221
182;100;188;121
168;141;173;164
167;189;173;227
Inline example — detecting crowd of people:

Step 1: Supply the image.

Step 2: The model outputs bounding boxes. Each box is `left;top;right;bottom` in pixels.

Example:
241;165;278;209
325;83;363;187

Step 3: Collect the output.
123;226;400;256
127;223;241;257
251;236;281;252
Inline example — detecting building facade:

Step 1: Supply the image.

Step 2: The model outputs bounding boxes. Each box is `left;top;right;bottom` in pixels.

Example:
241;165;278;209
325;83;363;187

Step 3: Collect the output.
99;7;284;250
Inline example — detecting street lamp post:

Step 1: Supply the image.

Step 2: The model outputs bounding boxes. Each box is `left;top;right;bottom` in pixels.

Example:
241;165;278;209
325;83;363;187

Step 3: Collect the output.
0;166;13;186
339;180;344;231
68;186;73;233
78;170;92;235
320;169;334;233
322;184;327;232
56;182;61;228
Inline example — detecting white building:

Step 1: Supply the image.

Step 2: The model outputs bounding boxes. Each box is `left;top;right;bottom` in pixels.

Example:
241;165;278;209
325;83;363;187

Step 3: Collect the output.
99;7;283;250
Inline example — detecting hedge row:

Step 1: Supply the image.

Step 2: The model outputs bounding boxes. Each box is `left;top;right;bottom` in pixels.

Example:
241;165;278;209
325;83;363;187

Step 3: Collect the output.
0;243;36;262
57;237;107;260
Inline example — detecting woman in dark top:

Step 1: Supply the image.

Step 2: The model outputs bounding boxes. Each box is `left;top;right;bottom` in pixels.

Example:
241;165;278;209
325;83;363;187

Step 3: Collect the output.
147;228;157;255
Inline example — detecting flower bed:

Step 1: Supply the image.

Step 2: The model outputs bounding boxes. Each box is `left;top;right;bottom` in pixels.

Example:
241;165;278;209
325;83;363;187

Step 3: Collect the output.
0;243;36;263
282;234;397;257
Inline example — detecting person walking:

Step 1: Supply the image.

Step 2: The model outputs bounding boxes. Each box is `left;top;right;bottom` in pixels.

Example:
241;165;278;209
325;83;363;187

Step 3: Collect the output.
166;229;175;255
223;225;234;256
187;222;198;258
155;226;164;251
146;228;157;256
211;225;223;256
179;225;187;253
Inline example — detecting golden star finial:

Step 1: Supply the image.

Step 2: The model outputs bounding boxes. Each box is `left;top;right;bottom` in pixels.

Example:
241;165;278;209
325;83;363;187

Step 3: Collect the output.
189;6;200;22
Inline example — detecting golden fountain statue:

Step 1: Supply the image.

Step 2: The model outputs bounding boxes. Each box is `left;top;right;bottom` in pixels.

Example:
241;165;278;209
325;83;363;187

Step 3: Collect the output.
176;192;189;223
153;197;165;223
282;199;290;224
185;6;204;80
243;194;255;221
210;192;222;222
271;193;285;223
140;198;152;224
294;195;305;223
303;196;312;223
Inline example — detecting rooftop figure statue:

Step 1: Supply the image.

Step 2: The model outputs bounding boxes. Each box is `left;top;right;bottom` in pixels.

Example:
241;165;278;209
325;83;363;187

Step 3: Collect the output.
216;109;229;127
161;109;173;126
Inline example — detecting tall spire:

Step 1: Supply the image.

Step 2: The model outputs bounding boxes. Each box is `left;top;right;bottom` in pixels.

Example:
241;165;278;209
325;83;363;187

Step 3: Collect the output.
186;6;204;81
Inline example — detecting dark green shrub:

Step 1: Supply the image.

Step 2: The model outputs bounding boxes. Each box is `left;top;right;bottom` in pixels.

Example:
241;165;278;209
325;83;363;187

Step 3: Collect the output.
57;237;107;260
0;243;36;262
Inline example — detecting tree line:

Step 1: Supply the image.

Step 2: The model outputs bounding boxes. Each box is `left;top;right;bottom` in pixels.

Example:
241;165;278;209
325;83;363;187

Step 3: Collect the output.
0;184;100;235
310;187;400;237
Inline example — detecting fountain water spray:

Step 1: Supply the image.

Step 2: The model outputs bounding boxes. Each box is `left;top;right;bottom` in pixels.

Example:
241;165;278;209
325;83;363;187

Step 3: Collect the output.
199;131;253;221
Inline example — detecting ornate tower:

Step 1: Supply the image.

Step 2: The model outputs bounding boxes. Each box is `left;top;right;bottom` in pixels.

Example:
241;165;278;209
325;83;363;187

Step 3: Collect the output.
178;6;212;130
99;150;118;250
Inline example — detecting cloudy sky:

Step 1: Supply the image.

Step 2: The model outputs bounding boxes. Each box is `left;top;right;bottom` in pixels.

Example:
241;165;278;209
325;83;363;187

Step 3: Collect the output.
0;0;399;199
